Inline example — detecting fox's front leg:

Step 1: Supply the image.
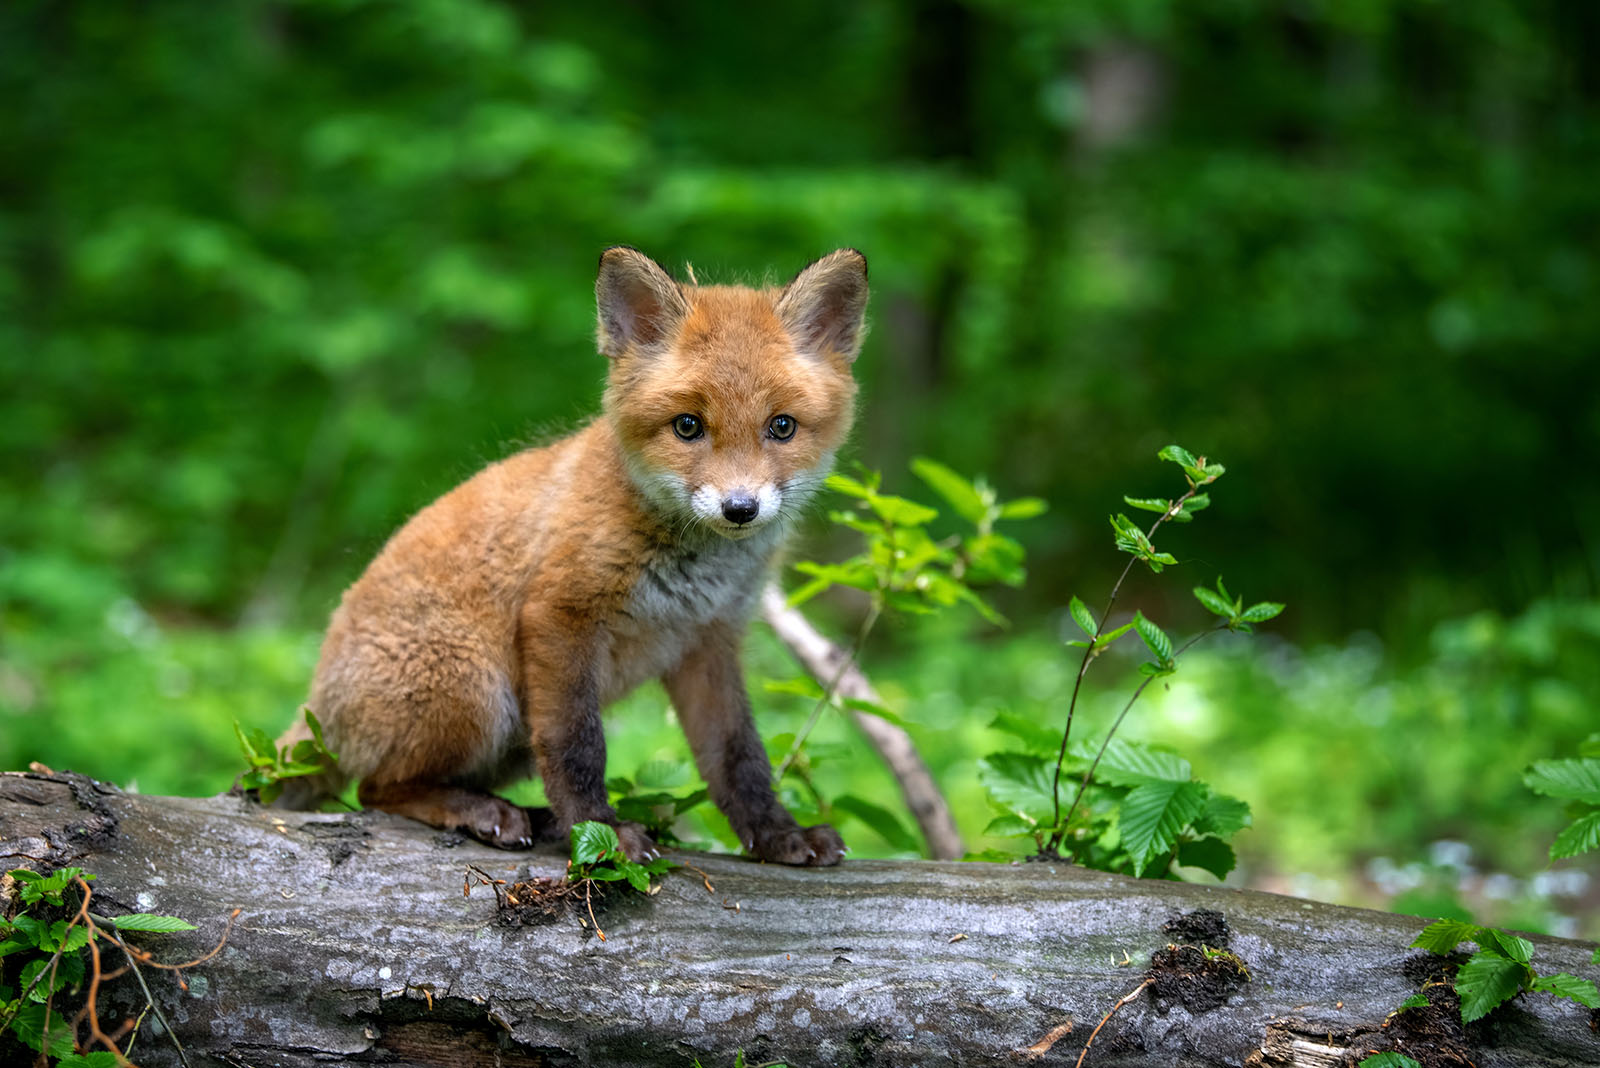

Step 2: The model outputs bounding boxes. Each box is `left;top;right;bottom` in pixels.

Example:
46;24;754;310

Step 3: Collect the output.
665;622;845;866
520;613;658;862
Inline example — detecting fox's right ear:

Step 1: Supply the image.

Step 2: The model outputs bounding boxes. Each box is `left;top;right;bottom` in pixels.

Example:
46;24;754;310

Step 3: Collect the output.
596;246;689;358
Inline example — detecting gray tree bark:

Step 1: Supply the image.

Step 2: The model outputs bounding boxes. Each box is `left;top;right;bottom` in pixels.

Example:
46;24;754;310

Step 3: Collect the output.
2;771;1596;1068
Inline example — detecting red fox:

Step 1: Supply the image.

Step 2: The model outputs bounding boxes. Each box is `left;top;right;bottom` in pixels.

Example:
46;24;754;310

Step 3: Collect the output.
278;247;868;866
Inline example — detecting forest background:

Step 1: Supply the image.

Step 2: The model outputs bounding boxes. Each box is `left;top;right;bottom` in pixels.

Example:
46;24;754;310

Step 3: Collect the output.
2;0;1597;938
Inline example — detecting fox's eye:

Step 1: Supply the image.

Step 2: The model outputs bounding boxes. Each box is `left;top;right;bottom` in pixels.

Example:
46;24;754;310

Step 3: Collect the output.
768;414;797;441
672;414;704;441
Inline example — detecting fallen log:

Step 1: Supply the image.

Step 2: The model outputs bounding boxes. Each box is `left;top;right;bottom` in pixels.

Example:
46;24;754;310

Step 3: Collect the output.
1;771;1595;1067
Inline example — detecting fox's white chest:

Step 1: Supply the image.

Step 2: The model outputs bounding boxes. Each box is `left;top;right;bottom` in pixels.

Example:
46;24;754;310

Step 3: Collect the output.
599;530;781;701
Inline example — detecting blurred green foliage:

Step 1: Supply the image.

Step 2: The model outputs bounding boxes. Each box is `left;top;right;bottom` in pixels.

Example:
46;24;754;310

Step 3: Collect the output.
2;2;1597;932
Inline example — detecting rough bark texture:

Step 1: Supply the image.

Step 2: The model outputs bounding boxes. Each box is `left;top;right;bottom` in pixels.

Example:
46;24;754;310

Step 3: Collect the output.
2;771;1596;1068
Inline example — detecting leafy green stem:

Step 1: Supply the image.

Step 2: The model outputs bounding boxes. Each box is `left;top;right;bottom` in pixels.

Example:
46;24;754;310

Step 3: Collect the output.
1058;626;1225;841
1048;486;1200;847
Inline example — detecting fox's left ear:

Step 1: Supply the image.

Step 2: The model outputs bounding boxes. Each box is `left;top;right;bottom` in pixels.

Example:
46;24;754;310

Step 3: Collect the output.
777;249;869;364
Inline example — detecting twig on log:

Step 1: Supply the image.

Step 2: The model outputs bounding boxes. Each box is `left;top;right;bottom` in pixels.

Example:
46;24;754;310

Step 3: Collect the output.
760;584;964;859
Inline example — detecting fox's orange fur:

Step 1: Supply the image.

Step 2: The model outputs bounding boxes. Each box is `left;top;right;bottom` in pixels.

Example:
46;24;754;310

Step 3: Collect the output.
279;247;868;866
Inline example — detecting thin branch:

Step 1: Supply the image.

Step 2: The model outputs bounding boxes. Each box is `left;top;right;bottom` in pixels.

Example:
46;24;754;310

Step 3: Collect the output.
1075;978;1154;1068
772;596;880;783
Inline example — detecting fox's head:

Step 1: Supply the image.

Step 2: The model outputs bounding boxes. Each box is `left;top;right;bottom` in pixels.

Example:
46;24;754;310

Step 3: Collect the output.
596;247;867;541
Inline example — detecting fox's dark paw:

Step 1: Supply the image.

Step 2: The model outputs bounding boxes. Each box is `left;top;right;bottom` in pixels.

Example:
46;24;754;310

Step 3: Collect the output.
614;821;663;864
461;796;536;850
750;822;846;866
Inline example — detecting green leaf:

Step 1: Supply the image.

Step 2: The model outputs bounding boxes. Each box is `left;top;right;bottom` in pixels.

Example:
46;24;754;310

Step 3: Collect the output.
9;1002;76;1056
1396;993;1431;1011
1089;739;1192;786
103;913;198;933
1239;602;1285;623
978;753;1059;824
621;864;651;893
1158;444;1198;468
1123;496;1171;514
983;815;1037;837
1549;811;1600;859
1177;493;1210;519
1119;780;1206;876
868;493;938;528
1357;1054;1422;1068
585;866;624;881
570;821;621;868
987;711;1058;756
1176;836;1236;879
1193;586;1235;618
1133;612;1172;662
1455;950;1531;1022
824;474;875;499
1068;596;1096;637
1528;973;1599;1008
841;696;909;727
1192;793;1253;837
831;794;920;853
1592;946;1600;965
910;457;986;525
997;497;1048;520
1524;758;1600;804
1410;918;1482;955
1477;928;1534;965
57;1053;122;1068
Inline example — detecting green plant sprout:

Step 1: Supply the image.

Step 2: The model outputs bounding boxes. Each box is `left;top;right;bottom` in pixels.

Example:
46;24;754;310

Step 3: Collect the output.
233;708;340;805
978;445;1281;878
2;866;203;1067
1408;917;1598;1022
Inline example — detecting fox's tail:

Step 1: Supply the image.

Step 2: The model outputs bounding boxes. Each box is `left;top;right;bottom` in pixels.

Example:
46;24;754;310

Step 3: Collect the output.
270;709;351;810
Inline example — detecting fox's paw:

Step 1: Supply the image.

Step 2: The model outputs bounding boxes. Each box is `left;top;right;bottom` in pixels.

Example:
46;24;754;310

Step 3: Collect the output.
750;822;846;867
613;821;662;864
460;796;536;850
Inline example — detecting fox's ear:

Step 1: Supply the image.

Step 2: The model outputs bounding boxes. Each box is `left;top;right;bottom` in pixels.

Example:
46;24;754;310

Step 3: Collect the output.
777;248;869;364
596;246;689;358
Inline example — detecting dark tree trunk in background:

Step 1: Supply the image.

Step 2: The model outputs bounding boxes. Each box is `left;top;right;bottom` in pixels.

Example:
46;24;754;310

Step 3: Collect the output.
2;772;1596;1067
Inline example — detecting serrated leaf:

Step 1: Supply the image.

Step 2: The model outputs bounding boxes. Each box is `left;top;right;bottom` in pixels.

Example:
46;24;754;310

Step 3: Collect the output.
1069;596;1096;637
57;1053;122;1068
1524;758;1600;804
1119;780;1206;876
1178;493;1210;516
831;795;920;853
1240;602;1285;623
1096;620;1137;648
570;821;621;868
1193;793;1252;837
978;753;1059;824
585;866;624;881
9;1003;77;1056
1124;496;1171;514
998;497;1048;520
1133;612;1172;662
1477;928;1534;965
1550;812;1600;859
622;864;651;893
1411;918;1482;955
104;913;198;932
1528;972;1599;1008
1358;1054;1422;1068
1158;444;1198;468
1176;836;1236;879
1396;993;1431;1011
1091;739;1192;786
1194;586;1235;618
1455;950;1530;1022
910;457;986;525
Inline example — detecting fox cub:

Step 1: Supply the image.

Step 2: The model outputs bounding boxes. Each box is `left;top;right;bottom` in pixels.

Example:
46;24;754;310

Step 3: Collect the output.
280;247;868;866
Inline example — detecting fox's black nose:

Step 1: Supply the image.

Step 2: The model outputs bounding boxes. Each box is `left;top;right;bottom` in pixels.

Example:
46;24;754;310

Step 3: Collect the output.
722;493;760;525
